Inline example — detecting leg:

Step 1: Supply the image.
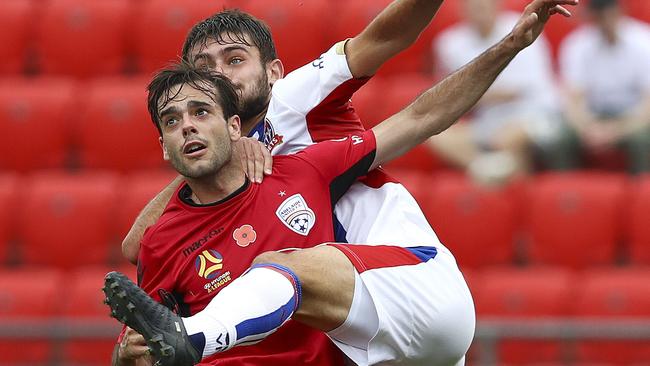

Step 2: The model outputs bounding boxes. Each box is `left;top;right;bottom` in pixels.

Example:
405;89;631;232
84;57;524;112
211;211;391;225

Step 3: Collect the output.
103;245;358;366
426;123;478;169
621;126;650;174
250;246;356;331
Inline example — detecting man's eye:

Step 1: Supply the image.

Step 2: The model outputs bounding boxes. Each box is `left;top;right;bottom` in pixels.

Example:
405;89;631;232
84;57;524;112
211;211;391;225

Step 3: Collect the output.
196;109;208;116
165;118;178;126
229;57;243;65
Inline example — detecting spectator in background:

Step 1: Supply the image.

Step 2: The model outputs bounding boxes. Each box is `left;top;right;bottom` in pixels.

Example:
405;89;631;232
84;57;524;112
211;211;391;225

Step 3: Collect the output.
427;0;563;186
558;0;650;174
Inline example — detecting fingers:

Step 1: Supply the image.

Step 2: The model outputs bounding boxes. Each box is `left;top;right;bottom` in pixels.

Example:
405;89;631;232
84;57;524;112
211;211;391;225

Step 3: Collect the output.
242;140;258;183
258;141;273;176
550;5;572;17
121;328;150;359
236;138;272;183
127;345;151;358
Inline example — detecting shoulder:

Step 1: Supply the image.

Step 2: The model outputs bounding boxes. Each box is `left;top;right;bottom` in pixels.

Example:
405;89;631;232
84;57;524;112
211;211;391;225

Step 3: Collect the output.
141;193;191;244
559;25;596;59
621;18;650;47
563;25;596;49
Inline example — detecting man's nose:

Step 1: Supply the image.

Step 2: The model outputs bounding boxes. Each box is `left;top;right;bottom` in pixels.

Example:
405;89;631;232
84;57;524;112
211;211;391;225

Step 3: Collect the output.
181;118;198;137
212;63;225;74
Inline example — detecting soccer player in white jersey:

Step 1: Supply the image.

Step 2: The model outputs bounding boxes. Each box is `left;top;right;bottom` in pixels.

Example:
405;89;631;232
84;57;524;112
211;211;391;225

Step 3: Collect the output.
117;3;446;364
105;1;578;366
121;1;447;265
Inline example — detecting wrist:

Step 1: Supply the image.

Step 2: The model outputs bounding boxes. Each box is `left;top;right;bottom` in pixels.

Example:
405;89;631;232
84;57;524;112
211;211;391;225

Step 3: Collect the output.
500;33;525;55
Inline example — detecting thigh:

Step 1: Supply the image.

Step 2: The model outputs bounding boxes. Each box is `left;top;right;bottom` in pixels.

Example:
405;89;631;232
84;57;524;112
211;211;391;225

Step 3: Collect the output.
328;244;476;366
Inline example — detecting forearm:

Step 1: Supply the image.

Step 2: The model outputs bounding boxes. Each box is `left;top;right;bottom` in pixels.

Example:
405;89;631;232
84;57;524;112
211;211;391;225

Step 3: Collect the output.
619;96;650;135
372;36;520;166
346;0;443;77
563;89;595;134
122;175;183;263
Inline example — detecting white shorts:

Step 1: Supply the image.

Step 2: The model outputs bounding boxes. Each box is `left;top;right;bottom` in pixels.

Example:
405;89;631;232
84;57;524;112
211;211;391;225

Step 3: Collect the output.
326;244;475;366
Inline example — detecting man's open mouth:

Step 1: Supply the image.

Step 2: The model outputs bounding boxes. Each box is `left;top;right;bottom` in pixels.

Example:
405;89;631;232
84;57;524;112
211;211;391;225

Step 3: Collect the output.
183;141;207;156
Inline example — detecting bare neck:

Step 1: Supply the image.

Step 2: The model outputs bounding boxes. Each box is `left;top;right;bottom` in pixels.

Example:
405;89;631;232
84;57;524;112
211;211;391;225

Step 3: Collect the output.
185;160;247;204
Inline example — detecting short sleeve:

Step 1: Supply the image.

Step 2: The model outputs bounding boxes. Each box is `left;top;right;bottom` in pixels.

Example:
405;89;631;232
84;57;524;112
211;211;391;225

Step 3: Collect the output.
297;130;377;204
272;41;359;115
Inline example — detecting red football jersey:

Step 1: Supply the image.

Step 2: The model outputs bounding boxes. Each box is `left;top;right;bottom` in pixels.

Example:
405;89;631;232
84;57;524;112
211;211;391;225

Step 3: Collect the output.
138;130;377;366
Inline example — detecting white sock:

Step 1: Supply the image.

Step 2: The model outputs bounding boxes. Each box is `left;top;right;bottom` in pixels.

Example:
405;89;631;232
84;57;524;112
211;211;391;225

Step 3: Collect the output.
182;264;301;359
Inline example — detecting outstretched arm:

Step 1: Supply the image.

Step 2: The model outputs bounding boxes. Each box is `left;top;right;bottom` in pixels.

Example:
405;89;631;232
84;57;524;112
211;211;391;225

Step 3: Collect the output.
345;0;443;78
371;0;578;168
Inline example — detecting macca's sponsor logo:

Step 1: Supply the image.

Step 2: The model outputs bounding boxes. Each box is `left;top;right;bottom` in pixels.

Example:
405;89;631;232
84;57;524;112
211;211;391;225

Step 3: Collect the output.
182;228;224;257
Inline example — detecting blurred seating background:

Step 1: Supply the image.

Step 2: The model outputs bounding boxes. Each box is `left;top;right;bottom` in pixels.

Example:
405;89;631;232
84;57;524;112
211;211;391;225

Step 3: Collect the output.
1;0;649;365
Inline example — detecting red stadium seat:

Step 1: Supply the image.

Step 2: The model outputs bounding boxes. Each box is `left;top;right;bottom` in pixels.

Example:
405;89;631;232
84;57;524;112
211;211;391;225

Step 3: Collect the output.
474;267;574;364
380;74;436;118
628;175;650;265
621;0;650;23
35;0;130;77
475;267;574;316
542;8;581;62
0;78;75;171
114;170;178;245
0;269;64;365
0;0;33;74
331;0;459;76
238;0;330;73
384;169;437;212
350;77;391;129
132;0;239;74
423;174;519;267
351;76;449;172
18;172;119;269
75;77;165;171
374;75;445;172
525;173;626;268
61;267;123;366
0;174;18;263
574;268;650;364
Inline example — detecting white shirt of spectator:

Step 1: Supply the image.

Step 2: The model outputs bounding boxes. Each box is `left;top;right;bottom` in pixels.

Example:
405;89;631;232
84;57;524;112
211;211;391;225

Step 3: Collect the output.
435;12;559;116
559;17;650;116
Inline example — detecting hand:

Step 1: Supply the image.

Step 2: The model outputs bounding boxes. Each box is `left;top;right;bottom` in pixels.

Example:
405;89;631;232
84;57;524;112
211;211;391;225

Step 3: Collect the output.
119;327;152;363
234;137;273;183
582;123;620;151
510;0;578;50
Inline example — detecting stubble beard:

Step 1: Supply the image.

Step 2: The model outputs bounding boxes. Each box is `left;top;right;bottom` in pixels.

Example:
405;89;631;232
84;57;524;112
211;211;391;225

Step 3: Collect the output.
237;72;271;124
169;142;232;180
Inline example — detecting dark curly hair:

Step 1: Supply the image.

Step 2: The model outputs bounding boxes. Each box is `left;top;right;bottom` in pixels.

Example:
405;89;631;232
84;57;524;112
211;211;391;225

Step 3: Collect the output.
147;61;240;136
182;9;277;65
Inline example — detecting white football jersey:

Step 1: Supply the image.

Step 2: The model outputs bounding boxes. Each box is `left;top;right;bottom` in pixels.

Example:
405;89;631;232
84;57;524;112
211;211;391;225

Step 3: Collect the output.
250;42;447;252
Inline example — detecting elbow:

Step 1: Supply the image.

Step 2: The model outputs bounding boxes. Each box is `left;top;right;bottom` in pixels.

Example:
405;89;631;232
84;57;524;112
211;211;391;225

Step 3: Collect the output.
121;237;139;265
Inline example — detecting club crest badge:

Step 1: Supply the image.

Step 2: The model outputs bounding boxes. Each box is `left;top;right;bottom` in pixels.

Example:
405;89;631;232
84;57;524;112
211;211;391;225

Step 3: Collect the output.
276;194;316;236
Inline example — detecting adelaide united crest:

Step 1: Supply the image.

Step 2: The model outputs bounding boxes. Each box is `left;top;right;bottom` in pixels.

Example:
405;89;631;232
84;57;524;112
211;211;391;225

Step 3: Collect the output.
275;194;316;236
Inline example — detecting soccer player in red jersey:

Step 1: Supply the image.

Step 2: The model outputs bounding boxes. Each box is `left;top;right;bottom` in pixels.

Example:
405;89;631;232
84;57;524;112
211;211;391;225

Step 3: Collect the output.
117;2;446;365
121;2;447;265
104;2;578;366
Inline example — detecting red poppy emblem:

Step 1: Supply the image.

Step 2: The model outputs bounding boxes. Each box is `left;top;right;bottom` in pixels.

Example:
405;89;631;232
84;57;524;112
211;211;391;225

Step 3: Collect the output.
233;224;257;247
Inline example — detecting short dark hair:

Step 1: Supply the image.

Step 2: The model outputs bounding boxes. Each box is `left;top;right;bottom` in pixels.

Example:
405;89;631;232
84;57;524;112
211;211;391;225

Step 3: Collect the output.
147;61;240;136
588;0;618;11
182;9;277;64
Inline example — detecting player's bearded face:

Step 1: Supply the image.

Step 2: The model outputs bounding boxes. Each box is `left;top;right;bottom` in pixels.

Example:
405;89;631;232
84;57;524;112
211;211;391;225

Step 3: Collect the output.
189;37;271;123
237;69;270;123
159;84;234;179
